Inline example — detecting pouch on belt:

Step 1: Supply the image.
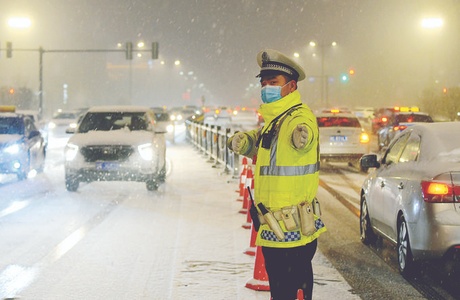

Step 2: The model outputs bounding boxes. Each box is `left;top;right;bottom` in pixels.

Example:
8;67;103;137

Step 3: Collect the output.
298;201;316;236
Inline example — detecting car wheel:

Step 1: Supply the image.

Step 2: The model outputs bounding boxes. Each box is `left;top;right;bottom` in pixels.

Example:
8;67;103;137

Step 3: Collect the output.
65;175;79;192
158;165;166;183
360;195;376;245
17;170;28;181
146;179;159;191
397;216;418;276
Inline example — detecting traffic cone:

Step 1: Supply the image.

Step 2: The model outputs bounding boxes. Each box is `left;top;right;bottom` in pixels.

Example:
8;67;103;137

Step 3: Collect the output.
245;245;270;291
239;167;253;214
243;223;257;256
236;157;248;201
242;175;255;228
297;289;304;300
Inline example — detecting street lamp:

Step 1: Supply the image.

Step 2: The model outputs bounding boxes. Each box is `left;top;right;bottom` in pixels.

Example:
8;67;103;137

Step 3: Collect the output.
309;40;337;106
7;17;31;29
420;17;443;86
421;18;443;29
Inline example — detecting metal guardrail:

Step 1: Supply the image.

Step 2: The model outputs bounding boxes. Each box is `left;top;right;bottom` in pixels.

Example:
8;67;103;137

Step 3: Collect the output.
185;120;240;178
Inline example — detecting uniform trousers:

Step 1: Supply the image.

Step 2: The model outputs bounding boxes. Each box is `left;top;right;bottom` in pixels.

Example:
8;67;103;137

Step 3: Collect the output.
262;239;317;300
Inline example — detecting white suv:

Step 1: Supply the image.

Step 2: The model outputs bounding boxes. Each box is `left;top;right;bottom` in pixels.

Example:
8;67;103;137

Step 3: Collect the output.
64;106;166;191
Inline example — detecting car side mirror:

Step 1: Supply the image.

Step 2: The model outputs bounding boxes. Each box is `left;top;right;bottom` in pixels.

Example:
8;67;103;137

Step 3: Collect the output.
360;154;380;169
29;130;41;139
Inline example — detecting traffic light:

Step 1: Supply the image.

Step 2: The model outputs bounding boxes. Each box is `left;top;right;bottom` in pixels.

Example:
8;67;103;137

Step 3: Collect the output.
151;42;159;59
443;87;448;94
6;42;12;58
348;68;355;76
8;87;15;94
125;42;133;60
340;73;349;82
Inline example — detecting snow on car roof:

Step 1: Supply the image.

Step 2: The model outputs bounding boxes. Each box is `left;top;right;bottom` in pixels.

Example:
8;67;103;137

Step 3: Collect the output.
414;122;460;161
86;105;151;113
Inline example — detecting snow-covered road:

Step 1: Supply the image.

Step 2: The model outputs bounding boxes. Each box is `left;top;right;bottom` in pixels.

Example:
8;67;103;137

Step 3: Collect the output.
0;133;358;299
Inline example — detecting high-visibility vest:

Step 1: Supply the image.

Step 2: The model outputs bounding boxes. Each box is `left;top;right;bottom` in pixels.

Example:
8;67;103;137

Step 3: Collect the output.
244;90;326;248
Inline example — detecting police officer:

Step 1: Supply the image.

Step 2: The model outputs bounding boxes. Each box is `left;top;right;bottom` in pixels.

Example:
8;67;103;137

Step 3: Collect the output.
228;49;326;300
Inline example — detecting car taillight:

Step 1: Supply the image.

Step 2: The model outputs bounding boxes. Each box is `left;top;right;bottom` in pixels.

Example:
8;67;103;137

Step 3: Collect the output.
421;180;455;203
393;125;407;131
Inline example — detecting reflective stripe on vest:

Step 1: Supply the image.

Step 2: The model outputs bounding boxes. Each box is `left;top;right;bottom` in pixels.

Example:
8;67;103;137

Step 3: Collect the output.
259;131;319;176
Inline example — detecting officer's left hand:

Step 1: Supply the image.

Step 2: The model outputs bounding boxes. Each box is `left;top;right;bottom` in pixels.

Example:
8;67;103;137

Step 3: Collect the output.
292;124;309;149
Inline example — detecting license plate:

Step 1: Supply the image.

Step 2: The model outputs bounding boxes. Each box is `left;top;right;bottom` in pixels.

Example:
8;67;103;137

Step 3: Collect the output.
330;135;347;142
96;161;119;171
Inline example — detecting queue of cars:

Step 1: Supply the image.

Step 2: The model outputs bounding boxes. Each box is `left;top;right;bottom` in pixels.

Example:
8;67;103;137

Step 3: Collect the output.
301;106;460;275
360;122;460;275
376;109;434;150
4;102;460;276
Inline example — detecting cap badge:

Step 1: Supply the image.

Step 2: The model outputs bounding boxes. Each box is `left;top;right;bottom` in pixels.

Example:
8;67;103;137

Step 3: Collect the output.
261;51;270;64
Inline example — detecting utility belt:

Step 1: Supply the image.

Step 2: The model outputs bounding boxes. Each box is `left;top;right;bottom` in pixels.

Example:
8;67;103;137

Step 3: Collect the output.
258;198;321;240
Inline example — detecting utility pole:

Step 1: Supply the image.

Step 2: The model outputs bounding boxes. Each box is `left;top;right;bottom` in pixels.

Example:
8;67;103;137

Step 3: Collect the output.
2;42;159;116
309;40;337;106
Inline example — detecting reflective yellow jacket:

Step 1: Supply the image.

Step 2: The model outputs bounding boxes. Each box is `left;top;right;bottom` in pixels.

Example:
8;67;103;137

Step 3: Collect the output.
233;90;326;248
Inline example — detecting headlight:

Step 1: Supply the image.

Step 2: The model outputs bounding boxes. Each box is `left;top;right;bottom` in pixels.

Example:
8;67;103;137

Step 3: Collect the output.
64;143;79;161
69;122;78;129
166;124;174;133
48;122;56;129
5;144;20;154
138;143;154;160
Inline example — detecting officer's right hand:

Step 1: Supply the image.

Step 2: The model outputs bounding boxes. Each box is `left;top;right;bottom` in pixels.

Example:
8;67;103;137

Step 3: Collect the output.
231;132;248;154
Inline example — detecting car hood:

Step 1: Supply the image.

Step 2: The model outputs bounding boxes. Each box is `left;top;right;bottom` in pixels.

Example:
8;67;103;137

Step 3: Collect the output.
67;130;154;147
0;134;22;145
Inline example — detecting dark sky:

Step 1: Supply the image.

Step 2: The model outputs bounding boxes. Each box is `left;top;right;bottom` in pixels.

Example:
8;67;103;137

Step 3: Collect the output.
1;0;459;115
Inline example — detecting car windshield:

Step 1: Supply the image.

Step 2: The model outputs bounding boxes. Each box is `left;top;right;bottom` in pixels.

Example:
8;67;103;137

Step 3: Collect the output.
317;116;361;128
53;112;79;119
154;113;170;122
0;117;24;134
78;112;147;133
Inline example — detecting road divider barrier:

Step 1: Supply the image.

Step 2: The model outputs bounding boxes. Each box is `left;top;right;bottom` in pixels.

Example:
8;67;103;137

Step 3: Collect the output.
186;120;240;178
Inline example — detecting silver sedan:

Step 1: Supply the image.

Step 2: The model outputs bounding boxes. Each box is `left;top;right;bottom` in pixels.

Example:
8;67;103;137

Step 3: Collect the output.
360;122;460;275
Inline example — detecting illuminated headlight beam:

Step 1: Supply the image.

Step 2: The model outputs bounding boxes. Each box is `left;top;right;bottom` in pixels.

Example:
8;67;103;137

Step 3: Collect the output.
138;143;154;160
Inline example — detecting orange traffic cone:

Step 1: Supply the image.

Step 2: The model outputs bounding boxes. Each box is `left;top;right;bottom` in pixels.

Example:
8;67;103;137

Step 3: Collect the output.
236;157;248;200
297;288;304;300
239;167;253;214
244;223;257;256
245;246;270;291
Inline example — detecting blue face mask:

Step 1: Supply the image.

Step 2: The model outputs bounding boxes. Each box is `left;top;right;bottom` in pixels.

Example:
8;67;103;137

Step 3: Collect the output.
260;83;288;103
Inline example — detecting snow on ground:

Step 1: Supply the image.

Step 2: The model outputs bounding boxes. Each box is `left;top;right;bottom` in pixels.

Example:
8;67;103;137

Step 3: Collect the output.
0;129;359;299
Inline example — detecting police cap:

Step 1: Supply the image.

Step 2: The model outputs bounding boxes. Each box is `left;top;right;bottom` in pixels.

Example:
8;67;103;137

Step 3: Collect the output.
256;49;306;82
